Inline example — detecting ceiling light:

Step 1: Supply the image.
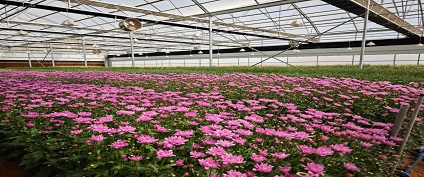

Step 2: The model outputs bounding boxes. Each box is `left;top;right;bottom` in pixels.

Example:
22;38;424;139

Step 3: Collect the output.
61;19;77;27
117;54;121;56
193;31;202;38
16;30;28;36
290;19;304;27
366;41;376;46
198;50;203;54
190;54;193;57
133;38;139;42
250;52;255;55
217;52;221;55
240;48;246;52
66;46;72;49
346;47;353;50
293;49;301;53
92;44;99;48
417;43;423;47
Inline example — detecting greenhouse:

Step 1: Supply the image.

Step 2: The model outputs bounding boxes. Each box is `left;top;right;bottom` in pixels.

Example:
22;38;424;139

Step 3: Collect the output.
0;0;424;177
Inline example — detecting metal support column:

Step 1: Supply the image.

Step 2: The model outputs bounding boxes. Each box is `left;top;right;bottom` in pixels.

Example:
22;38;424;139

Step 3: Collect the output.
209;16;213;68
393;54;397;66
49;43;55;67
418;53;421;65
316;56;319;65
352;55;355;65
26;46;31;67
238;58;240;66
287;57;289;66
27;52;31;67
82;38;87;67
130;31;135;67
359;0;371;70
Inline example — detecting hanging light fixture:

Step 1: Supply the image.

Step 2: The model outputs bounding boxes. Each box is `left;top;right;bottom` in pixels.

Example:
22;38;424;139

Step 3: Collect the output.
366;41;376;46
166;53;169;58
198;50;203;54
290;19;304;27
92;44;99;48
16;30;28;36
250;52;255;56
189;50;193;57
240;48;246;52
61;0;77;26
133;38;139;42
217;45;221;55
347;41;352;50
62;19;77;27
293;49;301;53
417;34;423;46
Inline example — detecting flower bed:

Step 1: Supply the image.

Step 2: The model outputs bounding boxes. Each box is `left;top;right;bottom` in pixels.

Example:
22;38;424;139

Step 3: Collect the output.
0;71;423;177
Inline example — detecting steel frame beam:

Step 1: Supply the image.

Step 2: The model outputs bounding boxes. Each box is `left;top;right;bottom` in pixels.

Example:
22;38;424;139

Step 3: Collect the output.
107;37;424;59
0;0;299;41
59;0;315;42
322;0;422;37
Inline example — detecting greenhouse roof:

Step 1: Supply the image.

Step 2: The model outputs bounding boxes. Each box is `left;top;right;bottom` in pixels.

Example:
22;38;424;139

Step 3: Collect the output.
0;0;423;55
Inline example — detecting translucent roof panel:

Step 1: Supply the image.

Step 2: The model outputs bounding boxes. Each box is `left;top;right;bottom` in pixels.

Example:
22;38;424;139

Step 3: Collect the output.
0;0;422;54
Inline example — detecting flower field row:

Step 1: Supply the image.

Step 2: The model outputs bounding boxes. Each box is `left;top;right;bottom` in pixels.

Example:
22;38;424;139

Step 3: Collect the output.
0;70;423;177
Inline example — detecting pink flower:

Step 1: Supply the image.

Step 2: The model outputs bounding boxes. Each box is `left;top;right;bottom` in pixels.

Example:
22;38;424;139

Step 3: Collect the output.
315;146;334;157
175;159;184;166
330;144;352;155
71;130;83;135
25;122;35;127
207;147;228;157
109;140;128;149
190;151;206;159
137;134;158;144
90;135;105;142
163;136;188;148
251;153;267;162
156;150;175;158
129;155;143;161
198;157;220;169
220;153;245;165
252;163;273;173
223;170;247;177
271;152;290;159
215;140;235;147
343;162;360;172
305;162;325;177
298;145;315;155
1;120;10;123
116;110;135;116
360;141;373;148
118;125;136;133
